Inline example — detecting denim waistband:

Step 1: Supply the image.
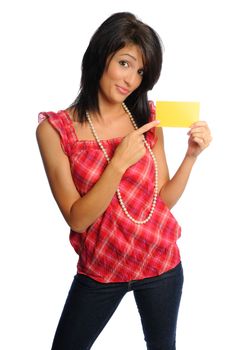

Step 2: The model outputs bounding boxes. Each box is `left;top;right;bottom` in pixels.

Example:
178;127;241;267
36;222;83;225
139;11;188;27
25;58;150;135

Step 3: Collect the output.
75;262;183;292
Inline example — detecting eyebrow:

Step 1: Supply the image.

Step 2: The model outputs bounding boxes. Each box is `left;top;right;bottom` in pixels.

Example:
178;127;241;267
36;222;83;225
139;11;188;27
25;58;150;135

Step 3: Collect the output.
119;53;137;61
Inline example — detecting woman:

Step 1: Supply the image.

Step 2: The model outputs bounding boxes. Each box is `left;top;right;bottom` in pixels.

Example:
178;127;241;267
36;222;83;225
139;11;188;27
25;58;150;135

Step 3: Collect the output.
36;12;212;350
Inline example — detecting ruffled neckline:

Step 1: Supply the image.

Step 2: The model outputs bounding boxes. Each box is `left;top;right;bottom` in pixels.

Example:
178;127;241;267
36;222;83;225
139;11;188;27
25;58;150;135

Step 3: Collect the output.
59;109;126;144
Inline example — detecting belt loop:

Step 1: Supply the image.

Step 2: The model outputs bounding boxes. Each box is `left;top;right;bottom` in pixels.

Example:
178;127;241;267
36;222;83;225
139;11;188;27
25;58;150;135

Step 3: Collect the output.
128;280;133;291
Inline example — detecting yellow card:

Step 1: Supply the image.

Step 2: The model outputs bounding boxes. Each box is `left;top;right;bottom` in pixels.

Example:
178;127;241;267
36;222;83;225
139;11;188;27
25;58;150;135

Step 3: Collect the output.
156;101;200;127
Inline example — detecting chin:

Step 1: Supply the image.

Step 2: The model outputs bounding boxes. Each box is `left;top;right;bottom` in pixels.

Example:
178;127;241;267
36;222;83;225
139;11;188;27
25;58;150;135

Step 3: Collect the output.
110;96;126;105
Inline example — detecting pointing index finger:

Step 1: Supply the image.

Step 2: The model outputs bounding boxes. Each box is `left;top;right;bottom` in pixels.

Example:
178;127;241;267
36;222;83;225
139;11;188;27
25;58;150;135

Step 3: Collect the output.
137;120;160;135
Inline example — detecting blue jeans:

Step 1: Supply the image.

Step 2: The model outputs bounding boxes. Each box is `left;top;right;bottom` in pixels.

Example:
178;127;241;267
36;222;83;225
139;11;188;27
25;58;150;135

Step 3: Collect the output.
51;262;184;350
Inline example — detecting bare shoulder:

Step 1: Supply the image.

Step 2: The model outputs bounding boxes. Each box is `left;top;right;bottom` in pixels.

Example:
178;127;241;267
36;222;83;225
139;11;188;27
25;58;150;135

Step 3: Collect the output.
154;127;164;146
36;118;65;166
155;126;163;137
36;118;57;142
36;119;63;158
152;127;169;189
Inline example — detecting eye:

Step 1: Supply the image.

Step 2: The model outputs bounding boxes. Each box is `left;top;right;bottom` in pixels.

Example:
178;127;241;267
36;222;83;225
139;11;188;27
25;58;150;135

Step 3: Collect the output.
119;60;129;68
138;69;144;77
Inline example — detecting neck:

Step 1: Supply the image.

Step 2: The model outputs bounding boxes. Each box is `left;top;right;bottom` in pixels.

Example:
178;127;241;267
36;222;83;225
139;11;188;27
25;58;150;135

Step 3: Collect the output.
94;105;125;124
96;93;125;123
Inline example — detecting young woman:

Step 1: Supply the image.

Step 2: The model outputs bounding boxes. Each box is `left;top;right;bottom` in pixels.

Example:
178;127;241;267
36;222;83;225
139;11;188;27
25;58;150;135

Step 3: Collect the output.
37;12;212;350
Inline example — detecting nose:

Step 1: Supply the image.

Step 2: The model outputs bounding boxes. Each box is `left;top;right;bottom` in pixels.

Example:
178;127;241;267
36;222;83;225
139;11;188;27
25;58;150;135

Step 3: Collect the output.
124;70;140;88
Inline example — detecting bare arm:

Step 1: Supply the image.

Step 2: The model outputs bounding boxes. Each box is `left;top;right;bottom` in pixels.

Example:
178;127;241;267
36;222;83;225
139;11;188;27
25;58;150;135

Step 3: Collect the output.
36;118;159;233
153;123;212;209
159;153;197;209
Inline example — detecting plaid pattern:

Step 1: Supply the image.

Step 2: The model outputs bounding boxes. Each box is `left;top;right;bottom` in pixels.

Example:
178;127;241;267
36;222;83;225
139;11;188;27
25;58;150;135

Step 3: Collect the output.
38;104;181;283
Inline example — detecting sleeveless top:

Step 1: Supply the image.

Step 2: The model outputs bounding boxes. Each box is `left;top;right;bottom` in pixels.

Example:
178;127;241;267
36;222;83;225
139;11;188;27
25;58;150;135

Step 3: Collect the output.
38;102;181;283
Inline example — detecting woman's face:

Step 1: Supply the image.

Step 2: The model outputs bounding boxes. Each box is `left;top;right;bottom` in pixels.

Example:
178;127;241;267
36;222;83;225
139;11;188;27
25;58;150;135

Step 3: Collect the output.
99;44;144;105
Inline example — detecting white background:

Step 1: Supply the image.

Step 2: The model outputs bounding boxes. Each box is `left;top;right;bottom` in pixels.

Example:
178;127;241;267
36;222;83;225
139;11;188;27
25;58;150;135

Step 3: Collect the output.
1;0;245;349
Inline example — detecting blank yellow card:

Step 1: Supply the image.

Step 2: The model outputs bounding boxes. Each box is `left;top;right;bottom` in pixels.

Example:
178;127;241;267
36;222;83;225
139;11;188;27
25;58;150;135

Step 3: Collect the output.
156;101;200;127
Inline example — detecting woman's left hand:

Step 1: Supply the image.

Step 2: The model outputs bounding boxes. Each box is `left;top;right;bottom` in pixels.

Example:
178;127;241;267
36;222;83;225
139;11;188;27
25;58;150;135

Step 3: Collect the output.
186;121;212;158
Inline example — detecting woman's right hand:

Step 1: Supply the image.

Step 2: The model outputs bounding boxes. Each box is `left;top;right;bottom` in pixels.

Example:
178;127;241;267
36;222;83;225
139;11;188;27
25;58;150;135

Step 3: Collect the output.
112;120;159;173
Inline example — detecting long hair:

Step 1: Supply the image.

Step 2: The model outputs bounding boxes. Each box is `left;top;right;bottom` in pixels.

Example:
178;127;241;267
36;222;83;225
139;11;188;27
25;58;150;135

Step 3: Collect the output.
69;12;163;127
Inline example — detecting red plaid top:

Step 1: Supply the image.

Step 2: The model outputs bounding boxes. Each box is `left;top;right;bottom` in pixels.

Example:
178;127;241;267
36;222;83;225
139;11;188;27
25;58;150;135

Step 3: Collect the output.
38;103;181;283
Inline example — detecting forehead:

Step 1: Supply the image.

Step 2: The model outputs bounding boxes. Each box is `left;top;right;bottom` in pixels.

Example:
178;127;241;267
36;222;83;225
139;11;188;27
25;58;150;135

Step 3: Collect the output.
114;44;144;66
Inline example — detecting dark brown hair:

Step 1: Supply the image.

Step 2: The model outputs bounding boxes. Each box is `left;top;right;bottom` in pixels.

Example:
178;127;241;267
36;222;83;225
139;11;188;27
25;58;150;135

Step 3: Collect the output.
69;12;163;127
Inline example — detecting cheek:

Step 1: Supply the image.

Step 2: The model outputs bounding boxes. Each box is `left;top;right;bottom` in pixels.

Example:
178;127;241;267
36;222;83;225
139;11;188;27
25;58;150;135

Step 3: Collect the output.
134;76;143;90
106;65;121;81
100;67;117;89
99;73;110;92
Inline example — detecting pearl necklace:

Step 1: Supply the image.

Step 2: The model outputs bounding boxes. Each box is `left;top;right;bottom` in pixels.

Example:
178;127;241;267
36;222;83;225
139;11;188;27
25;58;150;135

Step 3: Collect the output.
86;102;158;225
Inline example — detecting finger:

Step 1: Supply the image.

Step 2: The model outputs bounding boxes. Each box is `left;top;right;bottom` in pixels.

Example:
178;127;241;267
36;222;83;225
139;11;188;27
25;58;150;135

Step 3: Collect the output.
189;127;211;139
190;131;208;140
189;126;207;134
190;121;208;128
188;129;201;137
136;120;160;135
192;136;205;146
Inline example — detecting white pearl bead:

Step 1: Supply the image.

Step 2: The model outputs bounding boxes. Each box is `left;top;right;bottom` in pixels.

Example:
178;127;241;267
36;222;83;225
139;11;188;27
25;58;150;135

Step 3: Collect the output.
86;104;159;225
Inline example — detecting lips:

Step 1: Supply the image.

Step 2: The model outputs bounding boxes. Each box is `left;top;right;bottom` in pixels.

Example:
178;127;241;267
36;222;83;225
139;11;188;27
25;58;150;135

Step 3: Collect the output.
116;85;130;95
